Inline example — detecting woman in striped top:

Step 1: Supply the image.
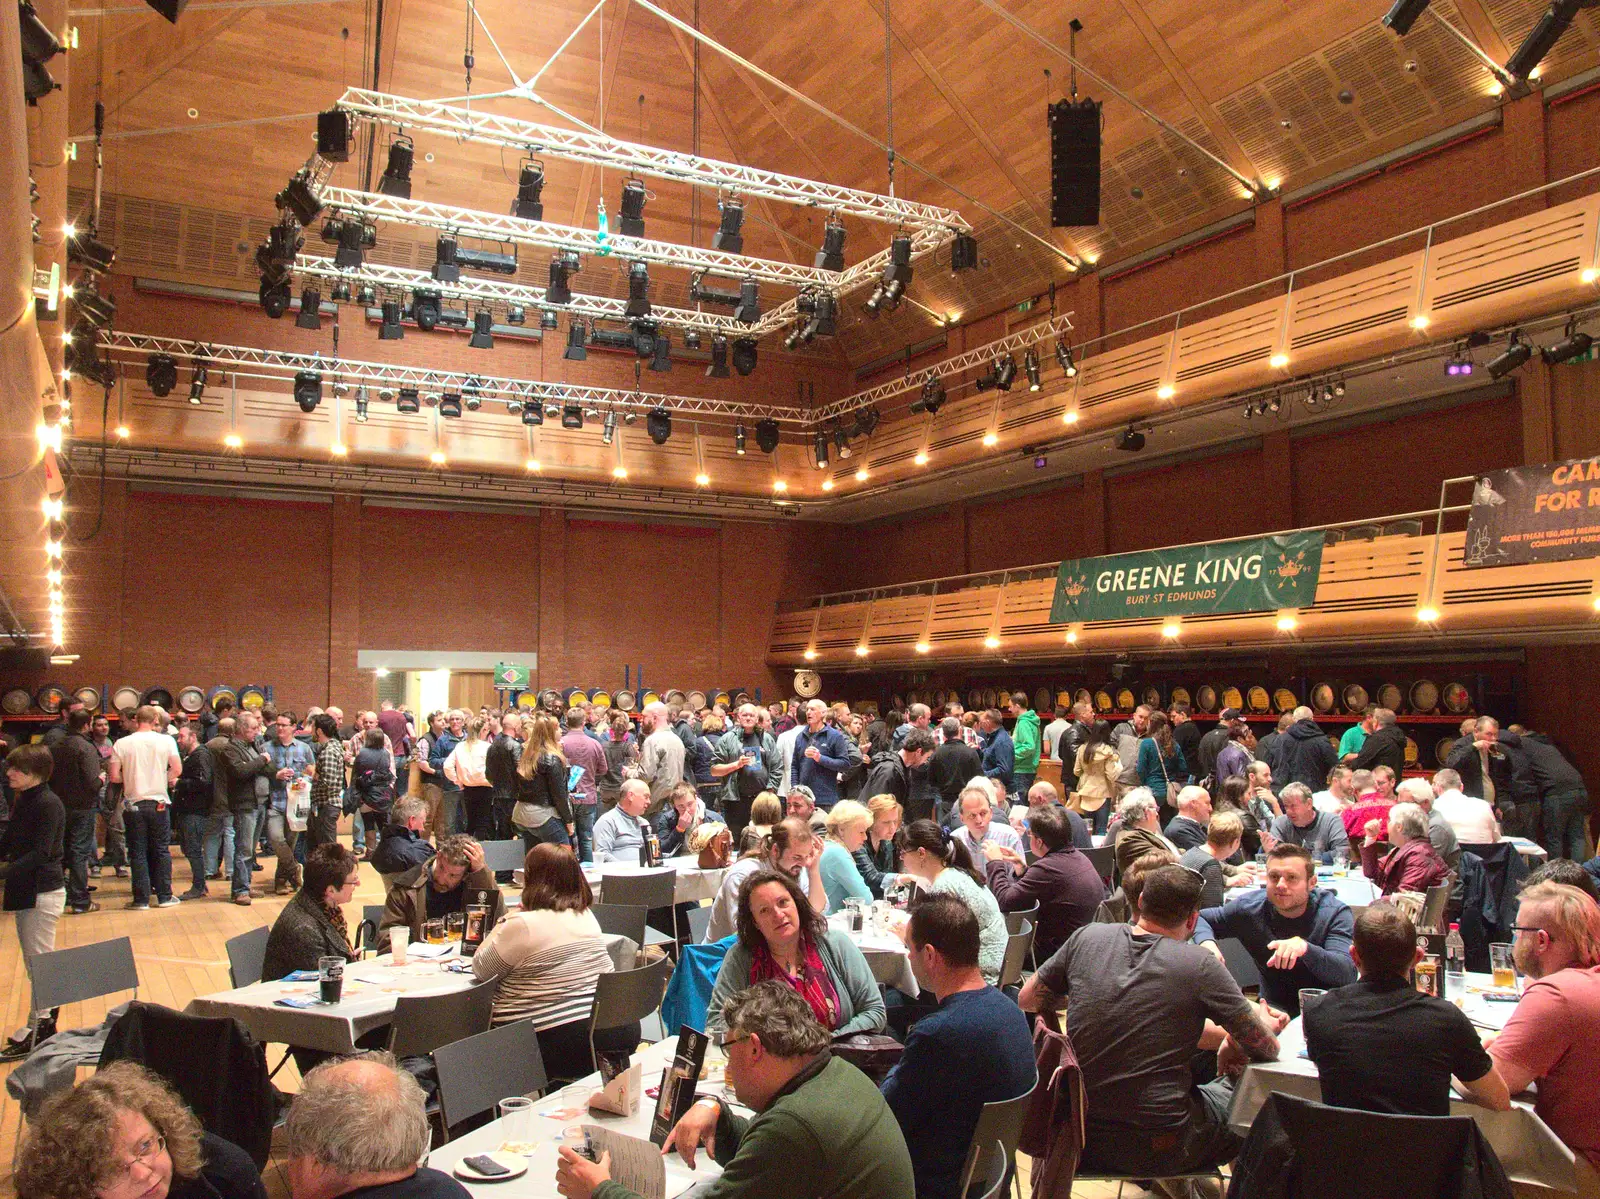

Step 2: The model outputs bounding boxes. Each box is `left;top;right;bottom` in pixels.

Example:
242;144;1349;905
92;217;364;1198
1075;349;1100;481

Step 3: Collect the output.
470;843;638;1082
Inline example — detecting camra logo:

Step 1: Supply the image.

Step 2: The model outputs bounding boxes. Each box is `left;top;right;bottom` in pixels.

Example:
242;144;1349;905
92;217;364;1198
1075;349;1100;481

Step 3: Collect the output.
1274;550;1307;580
1060;574;1088;601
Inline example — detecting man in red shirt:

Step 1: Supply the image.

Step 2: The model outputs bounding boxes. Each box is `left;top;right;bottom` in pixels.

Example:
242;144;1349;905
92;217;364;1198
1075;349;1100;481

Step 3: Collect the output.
1488;881;1600;1173
1341;765;1398;842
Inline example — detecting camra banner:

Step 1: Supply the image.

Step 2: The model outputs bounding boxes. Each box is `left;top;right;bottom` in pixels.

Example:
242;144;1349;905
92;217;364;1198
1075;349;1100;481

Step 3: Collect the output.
1049;533;1324;623
1463;459;1600;567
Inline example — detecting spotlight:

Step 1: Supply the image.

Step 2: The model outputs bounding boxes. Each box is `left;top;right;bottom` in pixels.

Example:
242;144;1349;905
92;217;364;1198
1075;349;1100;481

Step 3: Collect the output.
1505;0;1582;80
295;288;322;330
630;320;659;359
994;354;1017;392
854;408;880;439
258;275;291;319
379;300;405;340
1381;0;1431;35
706;335;730;378
950;232;979;271
435;239;517;277
469;310;495;349
534;309;556;332
862;235;913;316
355;388;369;422
357;284;377;306
1116;425;1146;452
625;261;651;318
978;365;1000;392
22;57;56;105
322;218;376;269
689;273;759;323
834;426;853;459
293;370;322;413
565;320;588;361
734;423;747;455
1055;340;1077;376
784;325;804;352
275;171;322;225
145;353;177;397
316;108;352;160
713;196;744;253
1445;353;1475;376
67;231;115;276
910;374;946;414
732;337;758;376
547;251;579;304
618;178;647;237
562;403;583;429
1334;380;1346;396
396;388;421;414
411;290;442;331
438;392;462;418
601;410;617;445
512;159;545;221
522;402;543;426
1487;331;1532;378
506;306;526;325
188;362;207;404
433;235;461;282
330;281;352;302
639;406;670;446
1024;348;1042;391
755;418;780;454
75;287;116;328
803;291;837;342
812;430;829;469
463;380;482;412
684;331;702;351
649;332;672;373
1541;321;1593;366
815;217;846;271
736;278;761;325
378;136;414;199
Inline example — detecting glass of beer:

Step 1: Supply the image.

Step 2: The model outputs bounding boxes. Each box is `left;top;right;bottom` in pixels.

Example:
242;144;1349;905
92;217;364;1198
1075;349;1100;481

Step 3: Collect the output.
446;911;465;939
496;1096;536;1156
424;918;448;945
317;955;344;1004
1490;943;1517;990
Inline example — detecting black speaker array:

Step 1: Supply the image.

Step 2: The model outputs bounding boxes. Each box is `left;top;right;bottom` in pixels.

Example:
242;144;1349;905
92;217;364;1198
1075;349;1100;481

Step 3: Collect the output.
1049;97;1102;228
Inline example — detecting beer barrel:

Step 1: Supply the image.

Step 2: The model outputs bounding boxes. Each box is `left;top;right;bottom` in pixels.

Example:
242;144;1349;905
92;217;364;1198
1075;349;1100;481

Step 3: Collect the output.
2;688;31;715
1074;688;1093;709
1170;686;1192;708
1342;683;1368;714
236;686;267;711
664;689;687;707
1441;683;1471;714
968;688;984;710
516;692;539;709
640;690;662;709
613;689;637;713
1404;736;1420;767
1273;687;1298;714
686;689;709;711
176;686;207;714
1093;689;1115;714
73;686;101;713
1115;686;1137;712
1142;684;1163;710
1310;683;1336;715
711;691;731;710
141;686;175;711
205;686;236;712
537;688;562;711
1435;735;1456;766
1033;686;1053;713
561;687;587;707
1377;682;1404;712
590;690;612;711
35;685;68;714
1409;680;1439;713
1246;686;1271;714
113;685;144;713
1195;685;1218;714
1221;686;1244;712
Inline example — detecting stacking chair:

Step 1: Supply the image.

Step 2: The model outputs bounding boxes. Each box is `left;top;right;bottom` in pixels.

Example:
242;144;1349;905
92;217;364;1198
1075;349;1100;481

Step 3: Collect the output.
354;904;388;955
685;903;713;945
956;1087;1035;1198
479;839;526;873
597;868;678;952
224;926;271;988
1003;901;1039;935
591;903;650;947
589;955;673;1071
973;1140;1011;1199
1419;881;1451;933
387;979;497;1059
26;936;140;1051
1083;844;1116;888
998;920;1035;992
1219;937;1262;992
434;1020;548;1140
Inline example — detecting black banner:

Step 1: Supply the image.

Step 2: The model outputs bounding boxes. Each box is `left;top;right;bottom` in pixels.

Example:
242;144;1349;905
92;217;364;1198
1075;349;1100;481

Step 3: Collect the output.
1463;459;1600;567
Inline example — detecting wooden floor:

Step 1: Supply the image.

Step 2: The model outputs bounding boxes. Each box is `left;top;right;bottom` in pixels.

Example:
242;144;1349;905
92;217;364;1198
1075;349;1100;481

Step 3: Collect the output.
0;843;1146;1198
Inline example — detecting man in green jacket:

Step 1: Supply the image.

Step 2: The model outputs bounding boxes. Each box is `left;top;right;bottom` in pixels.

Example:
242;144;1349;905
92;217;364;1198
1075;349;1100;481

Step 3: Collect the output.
555;980;915;1199
1008;692;1041;801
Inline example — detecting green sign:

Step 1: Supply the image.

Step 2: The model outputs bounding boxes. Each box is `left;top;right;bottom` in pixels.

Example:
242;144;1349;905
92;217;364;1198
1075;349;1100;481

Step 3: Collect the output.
493;662;530;689
1049;532;1324;624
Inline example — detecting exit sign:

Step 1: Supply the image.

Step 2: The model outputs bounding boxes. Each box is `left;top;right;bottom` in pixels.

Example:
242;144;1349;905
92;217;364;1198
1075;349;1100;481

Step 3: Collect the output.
1016;298;1035;313
493;662;530;689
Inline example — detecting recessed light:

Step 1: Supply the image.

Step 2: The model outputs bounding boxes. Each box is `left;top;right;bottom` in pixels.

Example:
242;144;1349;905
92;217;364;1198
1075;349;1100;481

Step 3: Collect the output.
187;108;198;119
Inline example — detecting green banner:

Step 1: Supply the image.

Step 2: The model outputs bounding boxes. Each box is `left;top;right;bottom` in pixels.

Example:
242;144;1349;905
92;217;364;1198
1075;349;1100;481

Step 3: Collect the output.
1049;532;1325;624
493;662;530;689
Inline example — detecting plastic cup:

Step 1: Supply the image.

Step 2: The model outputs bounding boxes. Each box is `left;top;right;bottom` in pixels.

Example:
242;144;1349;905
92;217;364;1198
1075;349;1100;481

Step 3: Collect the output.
561;1083;593;1115
497;1096;535;1156
389;927;408;965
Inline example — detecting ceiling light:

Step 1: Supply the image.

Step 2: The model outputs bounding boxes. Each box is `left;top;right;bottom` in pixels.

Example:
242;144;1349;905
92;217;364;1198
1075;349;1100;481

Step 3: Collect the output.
732;338;758;376
114;424;130;439
258;276;291;319
706;334;730;378
982;431;998;447
1417;605;1440;623
804;648;819;661
434;391;460;419
357;284;376;306
602;410;617;445
547;250;579;304
772;479;788;493
513;159;545;221
755;419;780;454
1445;354;1474;376
815;218;847;271
994;354;1017;391
1269;353;1289;369
295;288;322;330
429;448;447;466
293;370;322;413
223;432;243;449
1410;314;1431;330
565;320;588;361
1062;409;1079;424
1582;268;1598;284
396;388;420;415
911;374;946;414
611;464;628;480
378;135;414;199
469;310;495;349
187;362;208;404
379;300;405;340
625;260;651;318
322;218;376;269
1506;0;1582;80
1161;619;1181;639
1156;383;1175;400
506;306;526;324
354;388;369;422
914;451;928;465
562;403;583;429
330;441;348;457
1487;332;1532;378
854;466;869;482
734;424;746;455
145;353;177;397
811;432;831;470
713;196;744;253
1540;321;1593;365
540;309;559;331
1055;340;1077;377
914;641;931;654
984;635;1000;649
1024;348;1042;391
694;471;710;486
1065;628;1079;644
1276;612;1298;632
618;178;647;236
525;457;541;471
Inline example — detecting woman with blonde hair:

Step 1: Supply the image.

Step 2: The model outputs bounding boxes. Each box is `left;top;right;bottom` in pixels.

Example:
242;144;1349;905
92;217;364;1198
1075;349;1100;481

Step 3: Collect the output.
854;794;902;898
16;1061;263;1199
818;800;874;914
443;716;493;841
513;713;573;851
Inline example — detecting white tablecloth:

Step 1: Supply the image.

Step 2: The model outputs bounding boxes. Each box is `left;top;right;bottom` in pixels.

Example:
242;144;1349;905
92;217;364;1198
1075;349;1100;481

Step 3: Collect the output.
1506;836;1549;862
827;914;919;999
1234;872;1380;910
435;1036;724;1199
1228;973;1594;1196
513;858;726;905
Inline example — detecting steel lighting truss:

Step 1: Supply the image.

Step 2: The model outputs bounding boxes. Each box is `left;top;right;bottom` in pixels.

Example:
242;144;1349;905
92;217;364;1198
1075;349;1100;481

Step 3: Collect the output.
813;313;1077;420
97;332;812;425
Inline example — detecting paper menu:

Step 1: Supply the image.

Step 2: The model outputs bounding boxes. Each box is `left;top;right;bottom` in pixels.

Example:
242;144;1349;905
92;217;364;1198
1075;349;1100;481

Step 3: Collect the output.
648;1029;710;1146
583;1127;665;1199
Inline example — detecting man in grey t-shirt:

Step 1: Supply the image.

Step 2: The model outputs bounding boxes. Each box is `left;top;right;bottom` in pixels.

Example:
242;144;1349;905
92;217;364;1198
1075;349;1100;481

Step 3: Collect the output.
1266;783;1351;864
1020;865;1282;1178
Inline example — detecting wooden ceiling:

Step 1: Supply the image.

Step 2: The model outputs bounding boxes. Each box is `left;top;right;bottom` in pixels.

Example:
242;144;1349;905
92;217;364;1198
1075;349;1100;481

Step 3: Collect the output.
66;0;1600;370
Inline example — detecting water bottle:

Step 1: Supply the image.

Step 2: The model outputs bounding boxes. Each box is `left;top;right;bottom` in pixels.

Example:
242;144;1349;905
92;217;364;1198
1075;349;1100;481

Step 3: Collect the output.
1445;922;1466;995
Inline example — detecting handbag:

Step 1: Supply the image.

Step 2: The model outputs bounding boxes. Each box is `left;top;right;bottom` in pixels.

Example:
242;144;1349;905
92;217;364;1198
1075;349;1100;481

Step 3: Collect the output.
693;825;732;869
1157;748;1180;807
831;1033;903;1084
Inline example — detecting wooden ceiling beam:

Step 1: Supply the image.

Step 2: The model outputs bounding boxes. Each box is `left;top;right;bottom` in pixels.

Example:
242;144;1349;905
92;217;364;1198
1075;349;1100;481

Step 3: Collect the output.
1448;0;1513;65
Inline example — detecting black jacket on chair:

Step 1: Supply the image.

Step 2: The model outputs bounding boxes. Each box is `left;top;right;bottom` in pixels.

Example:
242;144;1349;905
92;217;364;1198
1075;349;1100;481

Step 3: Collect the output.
100;1001;277;1171
1456;843;1528;973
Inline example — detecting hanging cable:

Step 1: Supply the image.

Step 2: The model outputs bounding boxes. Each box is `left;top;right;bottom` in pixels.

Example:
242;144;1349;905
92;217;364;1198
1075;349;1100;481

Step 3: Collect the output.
462;0;476;99
883;0;894;197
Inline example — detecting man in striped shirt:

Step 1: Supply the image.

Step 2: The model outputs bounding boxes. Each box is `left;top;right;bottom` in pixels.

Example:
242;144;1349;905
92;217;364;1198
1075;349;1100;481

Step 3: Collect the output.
307;713;346;853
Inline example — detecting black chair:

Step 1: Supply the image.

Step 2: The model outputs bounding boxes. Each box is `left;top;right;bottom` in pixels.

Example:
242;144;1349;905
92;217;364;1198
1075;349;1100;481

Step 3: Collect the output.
387;979;497;1059
998;920;1035;991
589;955;673;1067
956;1086;1035;1198
1083;844;1116;887
591;903;650;947
1003;901;1039;935
224;927;271;989
433;1020;549;1140
597;868;678;951
479;839;526;873
1219;937;1263;992
355;904;387;955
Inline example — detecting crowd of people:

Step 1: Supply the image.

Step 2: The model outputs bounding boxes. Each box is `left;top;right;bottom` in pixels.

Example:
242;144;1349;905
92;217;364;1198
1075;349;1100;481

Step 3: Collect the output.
4;686;1600;1198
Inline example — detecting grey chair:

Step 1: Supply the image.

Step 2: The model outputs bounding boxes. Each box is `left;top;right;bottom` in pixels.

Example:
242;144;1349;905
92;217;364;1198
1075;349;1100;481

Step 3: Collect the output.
686;903;712;945
591;903;650;946
1083;844;1116;887
28;936;140;1038
224;926;271;988
974;1140;1010;1199
480;839;526;873
956;1086;1035;1197
597;868;678;951
1219;936;1262;992
1003;901;1039;935
1419;881;1451;933
998;919;1035;991
387;979;497;1058
355;904;388;955
433;1020;548;1140
589;955;673;1066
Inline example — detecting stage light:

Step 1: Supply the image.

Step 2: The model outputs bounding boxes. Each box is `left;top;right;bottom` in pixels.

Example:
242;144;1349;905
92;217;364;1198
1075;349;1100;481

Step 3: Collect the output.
1269;352;1289;370
522;401;543;426
1024;348;1042;391
914;451;929;465
625;261;651;318
316;107;352;160
223;432;243;450
295;288;322;330
562;403;583;429
994;354;1017;391
565;321;588;361
145;353;177;397
602;410;618;446
438;392;462;418
646;407;671;445
1540;321;1593;365
330;441;348;457
540;309;559;331
469;310;495;349
429;449;447;466
732;338;758;376
649;332;672;373
357;284;377;306
854;644;868;657
67;231;115;276
330;281;352;302
75;286;116;328
772;479;788;493
813;430;829;470
734;423;746;455
689;273;759;324
396;388;420;414
1382;0;1431;35
1055;341;1078;378
411;290;442;332
259;276;291;319
355;388;369;422
910;375;945;414
293;370;322;413
379;300;405;340
513;159;545;221
684;331;702;351
854;408;879;439
804;292;837;342
275;171;322;225
1161;619;1182;639
1445;354;1474;376
1116;425;1146;452
755;419;780;454
855;465;869;482
1156;384;1176;400
1276;612;1298;632
618;178;647;237
984;635;1000;649
630;320;659;359
1506;0;1582;80
695;471;710;486
188;362;208;404
378;136;415;199
1417;605;1440;623
706;335;730;378
321;218;376;269
547;251;579;304
815;218;846;272
1487;332;1531;378
713;197;744;253
951;232;979;271
863;235;913;315
506;306;526;325
834;426;853;459
736;278;760;325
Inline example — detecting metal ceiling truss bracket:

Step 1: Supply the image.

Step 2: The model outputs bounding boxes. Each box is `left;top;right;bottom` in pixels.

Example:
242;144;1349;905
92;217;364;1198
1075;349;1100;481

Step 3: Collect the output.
813;313;1076;420
335;89;970;232
97;331;813;424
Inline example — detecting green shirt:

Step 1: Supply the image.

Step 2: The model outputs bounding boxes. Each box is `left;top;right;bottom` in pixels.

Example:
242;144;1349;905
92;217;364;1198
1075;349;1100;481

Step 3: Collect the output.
1012;709;1041;773
1338;725;1367;759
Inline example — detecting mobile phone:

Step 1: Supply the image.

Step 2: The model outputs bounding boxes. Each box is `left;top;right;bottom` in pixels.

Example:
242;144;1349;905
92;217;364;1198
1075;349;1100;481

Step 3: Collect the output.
463;1155;510;1176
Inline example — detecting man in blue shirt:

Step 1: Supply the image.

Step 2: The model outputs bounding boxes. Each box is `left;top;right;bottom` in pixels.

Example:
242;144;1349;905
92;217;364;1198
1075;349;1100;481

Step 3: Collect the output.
789;699;852;810
429;709;465;836
881;895;1035;1199
1191;841;1356;1016
978;709;1015;799
264;712;314;893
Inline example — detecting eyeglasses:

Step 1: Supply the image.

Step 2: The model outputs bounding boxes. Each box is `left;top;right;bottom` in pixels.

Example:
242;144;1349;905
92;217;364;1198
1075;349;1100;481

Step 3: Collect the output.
108;1134;166;1185
1511;925;1546;937
717;1033;750;1051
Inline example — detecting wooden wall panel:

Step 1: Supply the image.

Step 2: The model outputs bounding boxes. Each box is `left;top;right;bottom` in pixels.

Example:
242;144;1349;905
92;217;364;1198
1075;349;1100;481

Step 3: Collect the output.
1105;447;1268;553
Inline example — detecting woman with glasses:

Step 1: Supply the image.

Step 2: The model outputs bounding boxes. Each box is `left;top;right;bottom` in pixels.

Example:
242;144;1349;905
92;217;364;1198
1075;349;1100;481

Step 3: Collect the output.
15;1060;265;1199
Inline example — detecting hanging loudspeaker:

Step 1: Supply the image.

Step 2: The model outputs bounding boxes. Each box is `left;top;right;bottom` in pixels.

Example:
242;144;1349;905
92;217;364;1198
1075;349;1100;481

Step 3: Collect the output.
1049;97;1102;227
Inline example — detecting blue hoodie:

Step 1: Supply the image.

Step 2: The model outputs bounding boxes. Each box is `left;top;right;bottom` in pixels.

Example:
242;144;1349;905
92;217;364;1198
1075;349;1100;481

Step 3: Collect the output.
1192;885;1356;1013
